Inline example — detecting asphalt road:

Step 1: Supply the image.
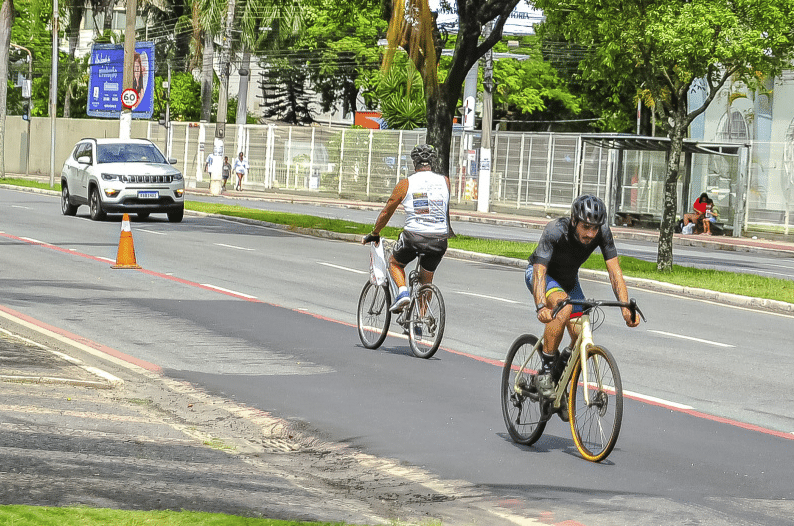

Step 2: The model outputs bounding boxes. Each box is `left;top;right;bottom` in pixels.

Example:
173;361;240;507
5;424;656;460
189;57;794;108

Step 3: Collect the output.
186;192;794;281
2;187;794;526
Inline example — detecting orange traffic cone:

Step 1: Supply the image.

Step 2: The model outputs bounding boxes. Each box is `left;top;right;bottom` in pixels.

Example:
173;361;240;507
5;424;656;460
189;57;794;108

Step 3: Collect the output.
112;213;141;269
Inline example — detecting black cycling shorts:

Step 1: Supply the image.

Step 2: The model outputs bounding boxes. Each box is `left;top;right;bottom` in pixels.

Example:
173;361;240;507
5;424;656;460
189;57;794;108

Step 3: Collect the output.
392;230;448;272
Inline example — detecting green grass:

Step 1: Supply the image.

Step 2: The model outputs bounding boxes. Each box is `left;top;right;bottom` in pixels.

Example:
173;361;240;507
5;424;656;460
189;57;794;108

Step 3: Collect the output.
0;506;369;526
0;177;60;191
186;201;794;305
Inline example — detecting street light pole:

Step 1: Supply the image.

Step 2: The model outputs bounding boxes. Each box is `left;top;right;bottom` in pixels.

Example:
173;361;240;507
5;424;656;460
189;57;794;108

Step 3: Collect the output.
210;0;237;196
477;21;494;213
49;0;58;188
11;43;32;176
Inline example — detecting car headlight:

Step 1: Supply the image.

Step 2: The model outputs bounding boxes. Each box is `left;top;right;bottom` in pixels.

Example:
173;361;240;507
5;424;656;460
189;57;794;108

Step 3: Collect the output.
172;172;183;181
101;173;122;181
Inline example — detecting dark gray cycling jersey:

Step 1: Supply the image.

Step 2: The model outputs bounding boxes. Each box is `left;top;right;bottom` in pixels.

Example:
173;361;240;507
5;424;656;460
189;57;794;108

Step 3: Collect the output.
528;217;618;291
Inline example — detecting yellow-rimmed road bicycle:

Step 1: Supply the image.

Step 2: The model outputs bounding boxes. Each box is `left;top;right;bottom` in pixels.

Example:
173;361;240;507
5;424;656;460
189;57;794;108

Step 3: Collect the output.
501;298;645;462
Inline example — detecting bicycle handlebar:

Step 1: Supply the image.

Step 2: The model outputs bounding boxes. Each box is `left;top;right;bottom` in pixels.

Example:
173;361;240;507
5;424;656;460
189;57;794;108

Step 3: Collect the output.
551;298;646;323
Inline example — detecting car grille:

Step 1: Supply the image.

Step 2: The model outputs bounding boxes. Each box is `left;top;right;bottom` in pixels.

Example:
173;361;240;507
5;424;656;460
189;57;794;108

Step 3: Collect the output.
122;175;174;183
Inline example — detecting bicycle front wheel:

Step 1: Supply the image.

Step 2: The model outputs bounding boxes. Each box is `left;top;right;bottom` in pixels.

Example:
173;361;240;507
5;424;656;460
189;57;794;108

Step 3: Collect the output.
569;345;623;462
407;284;445;359
501;334;546;445
356;281;391;349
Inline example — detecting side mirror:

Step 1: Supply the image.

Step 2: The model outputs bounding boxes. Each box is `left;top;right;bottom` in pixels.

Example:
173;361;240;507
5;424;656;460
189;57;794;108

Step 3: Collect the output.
77;155;91;165
169;158;178;165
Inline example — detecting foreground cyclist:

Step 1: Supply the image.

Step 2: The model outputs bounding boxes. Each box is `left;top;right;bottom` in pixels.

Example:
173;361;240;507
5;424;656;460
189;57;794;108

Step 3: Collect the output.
362;144;451;313
527;194;641;403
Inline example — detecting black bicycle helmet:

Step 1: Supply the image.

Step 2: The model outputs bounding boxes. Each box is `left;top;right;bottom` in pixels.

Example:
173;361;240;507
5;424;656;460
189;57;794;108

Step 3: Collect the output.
571;194;607;226
410;144;437;167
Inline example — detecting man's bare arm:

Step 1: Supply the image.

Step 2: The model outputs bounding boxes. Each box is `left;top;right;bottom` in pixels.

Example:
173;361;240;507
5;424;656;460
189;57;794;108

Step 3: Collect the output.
532;263;549;308
372;179;409;234
605;257;639;327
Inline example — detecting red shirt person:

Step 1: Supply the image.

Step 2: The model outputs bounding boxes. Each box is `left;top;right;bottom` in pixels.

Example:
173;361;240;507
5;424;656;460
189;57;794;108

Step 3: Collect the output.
683;192;709;229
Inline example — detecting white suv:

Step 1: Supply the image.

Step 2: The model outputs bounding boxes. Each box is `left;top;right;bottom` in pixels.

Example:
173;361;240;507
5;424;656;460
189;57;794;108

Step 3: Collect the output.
61;138;185;222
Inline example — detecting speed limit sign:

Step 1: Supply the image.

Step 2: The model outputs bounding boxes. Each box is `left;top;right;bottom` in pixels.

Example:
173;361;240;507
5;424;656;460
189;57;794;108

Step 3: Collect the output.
121;88;139;109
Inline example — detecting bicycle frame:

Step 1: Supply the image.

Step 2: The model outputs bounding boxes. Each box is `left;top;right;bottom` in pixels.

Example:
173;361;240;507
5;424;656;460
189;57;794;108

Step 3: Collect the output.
385;252;424;328
515;313;598;408
514;298;644;409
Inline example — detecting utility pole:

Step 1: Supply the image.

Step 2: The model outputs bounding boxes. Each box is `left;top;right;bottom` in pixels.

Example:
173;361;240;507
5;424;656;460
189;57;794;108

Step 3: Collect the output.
49;0;58;187
11;43;32;176
477;21;495;213
120;0;137;139
209;0;237;196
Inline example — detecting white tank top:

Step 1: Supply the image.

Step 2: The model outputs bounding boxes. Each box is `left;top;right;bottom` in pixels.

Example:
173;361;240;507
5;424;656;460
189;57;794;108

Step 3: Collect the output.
401;171;450;236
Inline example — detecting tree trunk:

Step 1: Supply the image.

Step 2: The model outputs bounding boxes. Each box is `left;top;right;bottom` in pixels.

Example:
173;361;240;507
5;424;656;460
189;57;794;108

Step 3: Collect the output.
0;0;14;178
103;0;114;32
657;113;687;271
201;31;214;122
64;85;72;118
426;85;456;177
68;5;84;58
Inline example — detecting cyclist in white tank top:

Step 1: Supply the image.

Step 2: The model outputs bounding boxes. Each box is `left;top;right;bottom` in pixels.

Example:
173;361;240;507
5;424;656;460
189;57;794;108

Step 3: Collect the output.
362;144;451;312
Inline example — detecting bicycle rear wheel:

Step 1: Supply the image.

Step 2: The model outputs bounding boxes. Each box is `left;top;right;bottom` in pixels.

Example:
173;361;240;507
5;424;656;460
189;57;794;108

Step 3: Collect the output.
407;284;445;358
356;281;391;349
501;334;546;445
569;345;623;462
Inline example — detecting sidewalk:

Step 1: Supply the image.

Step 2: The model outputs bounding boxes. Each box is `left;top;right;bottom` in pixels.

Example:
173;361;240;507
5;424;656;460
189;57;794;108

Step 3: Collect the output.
0;319;519;525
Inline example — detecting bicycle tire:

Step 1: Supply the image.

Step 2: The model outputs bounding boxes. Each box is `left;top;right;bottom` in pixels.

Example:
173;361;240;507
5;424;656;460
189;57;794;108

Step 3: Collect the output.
356;281;391;349
501;334;547;445
407;283;445;359
568;344;623;462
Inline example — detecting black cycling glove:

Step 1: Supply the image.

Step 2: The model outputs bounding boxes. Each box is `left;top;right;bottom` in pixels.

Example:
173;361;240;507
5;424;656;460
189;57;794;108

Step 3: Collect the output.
363;232;381;244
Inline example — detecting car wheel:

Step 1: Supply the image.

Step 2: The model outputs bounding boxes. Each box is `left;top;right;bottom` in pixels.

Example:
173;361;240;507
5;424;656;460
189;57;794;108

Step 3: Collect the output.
137;212;150;219
167;207;184;223
61;184;78;216
89;188;106;221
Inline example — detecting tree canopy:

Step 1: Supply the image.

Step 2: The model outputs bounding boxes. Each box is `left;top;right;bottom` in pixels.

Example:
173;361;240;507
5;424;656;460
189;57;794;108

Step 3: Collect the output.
535;0;794;270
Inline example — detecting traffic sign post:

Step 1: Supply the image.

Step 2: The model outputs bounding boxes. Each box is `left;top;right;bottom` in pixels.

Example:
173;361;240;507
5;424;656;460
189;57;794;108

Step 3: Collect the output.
121;88;139;109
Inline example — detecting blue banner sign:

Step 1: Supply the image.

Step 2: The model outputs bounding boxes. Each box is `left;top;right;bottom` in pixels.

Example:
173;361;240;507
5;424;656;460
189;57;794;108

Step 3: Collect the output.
87;42;155;118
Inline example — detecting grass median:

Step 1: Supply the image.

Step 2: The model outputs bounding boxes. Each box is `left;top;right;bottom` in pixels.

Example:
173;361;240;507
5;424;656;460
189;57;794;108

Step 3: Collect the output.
186;201;794;305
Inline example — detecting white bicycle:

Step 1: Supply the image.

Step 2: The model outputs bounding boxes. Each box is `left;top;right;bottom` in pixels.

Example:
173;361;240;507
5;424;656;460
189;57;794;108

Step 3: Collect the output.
356;249;446;359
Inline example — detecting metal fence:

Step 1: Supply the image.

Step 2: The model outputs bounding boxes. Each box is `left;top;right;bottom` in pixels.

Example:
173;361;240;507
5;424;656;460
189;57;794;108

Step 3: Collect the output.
144;121;793;236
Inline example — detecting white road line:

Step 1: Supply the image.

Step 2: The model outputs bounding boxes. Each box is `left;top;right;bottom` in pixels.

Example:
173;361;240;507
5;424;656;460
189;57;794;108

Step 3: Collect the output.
20;237;47;245
96;257;116;263
11;205;31;210
648;329;734;348
623;390;694;410
138;228;167;235
214;243;254;251
200;284;258;299
318;262;367;274
453;291;522;304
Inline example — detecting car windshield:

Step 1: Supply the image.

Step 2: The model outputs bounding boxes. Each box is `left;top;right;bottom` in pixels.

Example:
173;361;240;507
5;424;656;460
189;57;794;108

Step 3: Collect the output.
97;143;167;164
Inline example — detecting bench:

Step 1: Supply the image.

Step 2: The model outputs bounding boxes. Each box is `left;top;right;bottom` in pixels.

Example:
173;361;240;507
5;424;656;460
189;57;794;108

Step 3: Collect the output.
615;212;658;229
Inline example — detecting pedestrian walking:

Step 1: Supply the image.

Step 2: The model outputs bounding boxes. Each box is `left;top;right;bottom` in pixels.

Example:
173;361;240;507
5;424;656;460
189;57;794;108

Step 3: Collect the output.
233;151;249;191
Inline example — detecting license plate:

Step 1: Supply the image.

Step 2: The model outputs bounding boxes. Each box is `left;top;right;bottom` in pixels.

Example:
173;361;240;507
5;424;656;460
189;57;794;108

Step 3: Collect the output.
138;191;159;199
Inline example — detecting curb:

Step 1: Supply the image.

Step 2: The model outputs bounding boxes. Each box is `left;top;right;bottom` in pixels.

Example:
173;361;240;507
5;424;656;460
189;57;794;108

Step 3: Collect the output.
0;326;124;388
